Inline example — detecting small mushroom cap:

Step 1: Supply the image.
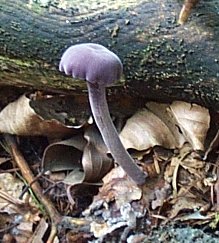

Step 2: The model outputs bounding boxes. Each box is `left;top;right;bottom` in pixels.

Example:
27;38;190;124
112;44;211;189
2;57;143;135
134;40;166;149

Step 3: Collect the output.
59;43;123;86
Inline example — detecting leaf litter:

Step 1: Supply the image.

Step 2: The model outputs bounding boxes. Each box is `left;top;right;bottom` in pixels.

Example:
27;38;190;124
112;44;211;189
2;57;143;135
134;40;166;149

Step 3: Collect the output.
0;95;219;242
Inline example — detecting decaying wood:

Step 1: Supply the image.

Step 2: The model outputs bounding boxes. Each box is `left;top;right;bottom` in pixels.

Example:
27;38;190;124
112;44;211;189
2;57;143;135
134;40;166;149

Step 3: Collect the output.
0;0;219;111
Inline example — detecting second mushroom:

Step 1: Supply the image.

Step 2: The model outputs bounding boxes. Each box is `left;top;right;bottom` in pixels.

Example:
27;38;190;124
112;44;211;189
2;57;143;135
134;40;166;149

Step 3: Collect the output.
59;43;146;185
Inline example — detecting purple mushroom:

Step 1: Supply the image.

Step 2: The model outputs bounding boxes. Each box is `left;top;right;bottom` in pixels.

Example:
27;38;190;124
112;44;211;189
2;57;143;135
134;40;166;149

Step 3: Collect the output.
59;43;146;185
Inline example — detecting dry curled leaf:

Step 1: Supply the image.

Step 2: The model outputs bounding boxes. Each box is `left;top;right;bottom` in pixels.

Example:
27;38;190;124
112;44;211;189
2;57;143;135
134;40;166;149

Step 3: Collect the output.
42;134;85;172
0;95;75;137
30;93;90;127
120;108;178;151
170;101;210;151
82;126;113;182
42;126;113;186
120;101;209;152
146;102;186;148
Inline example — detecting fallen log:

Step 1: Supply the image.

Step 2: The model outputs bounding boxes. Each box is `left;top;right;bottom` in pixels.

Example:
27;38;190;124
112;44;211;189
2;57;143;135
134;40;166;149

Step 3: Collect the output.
0;0;218;111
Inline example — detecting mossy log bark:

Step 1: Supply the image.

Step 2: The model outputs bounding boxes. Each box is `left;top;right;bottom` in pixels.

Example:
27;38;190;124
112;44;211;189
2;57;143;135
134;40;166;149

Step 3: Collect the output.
0;0;219;110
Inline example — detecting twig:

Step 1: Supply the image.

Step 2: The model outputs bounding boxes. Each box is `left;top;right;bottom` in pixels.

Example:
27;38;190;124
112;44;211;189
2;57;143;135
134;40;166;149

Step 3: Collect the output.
0;189;24;206
4;134;61;242
178;0;200;25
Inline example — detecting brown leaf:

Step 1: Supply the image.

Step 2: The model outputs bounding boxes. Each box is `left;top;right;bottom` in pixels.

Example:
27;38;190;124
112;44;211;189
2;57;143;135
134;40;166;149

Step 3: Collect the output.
43;126;113;185
174;211;213;222
82;126;113;182
0;95;75;137
120;101;210;152
146;102;186;148
91;167;142;208
170;101;210;151
85;167;145;239
169;192;207;219
30;93;90;128
120;108;178;151
64;168;85;186
167;143;206;195
42;134;85;172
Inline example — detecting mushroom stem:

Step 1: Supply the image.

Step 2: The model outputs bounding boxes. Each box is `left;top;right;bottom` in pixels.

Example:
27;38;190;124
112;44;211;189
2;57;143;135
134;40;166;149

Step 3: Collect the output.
87;83;146;185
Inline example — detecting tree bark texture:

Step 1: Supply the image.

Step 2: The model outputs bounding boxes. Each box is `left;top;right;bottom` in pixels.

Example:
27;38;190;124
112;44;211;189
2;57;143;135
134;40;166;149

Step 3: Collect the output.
0;0;219;110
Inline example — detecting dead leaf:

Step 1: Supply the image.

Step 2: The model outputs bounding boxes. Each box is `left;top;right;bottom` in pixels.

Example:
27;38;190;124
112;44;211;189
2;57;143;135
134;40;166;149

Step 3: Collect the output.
167;143;206;195
0;95;75;138
43;126;113;186
174;211;213;222
89;167;142;208
146;102;186;148
30;93;90;128
0;173;41;242
16;221;34;238
85;169;146;239
169;196;207;219
120;101;210;152
127;233;148;243
120;108;178;151
0;173;26;214
82;126;113;182
170;101;210;151
89;201;145;239
42;135;85;172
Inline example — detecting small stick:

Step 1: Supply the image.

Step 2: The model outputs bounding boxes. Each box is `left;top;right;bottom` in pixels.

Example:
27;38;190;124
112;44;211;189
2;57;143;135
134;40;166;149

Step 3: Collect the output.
178;0;200;25
4;134;61;242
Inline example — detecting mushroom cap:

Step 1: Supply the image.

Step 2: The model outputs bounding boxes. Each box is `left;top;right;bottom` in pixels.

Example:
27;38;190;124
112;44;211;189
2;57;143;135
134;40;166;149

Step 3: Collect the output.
59;43;123;86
